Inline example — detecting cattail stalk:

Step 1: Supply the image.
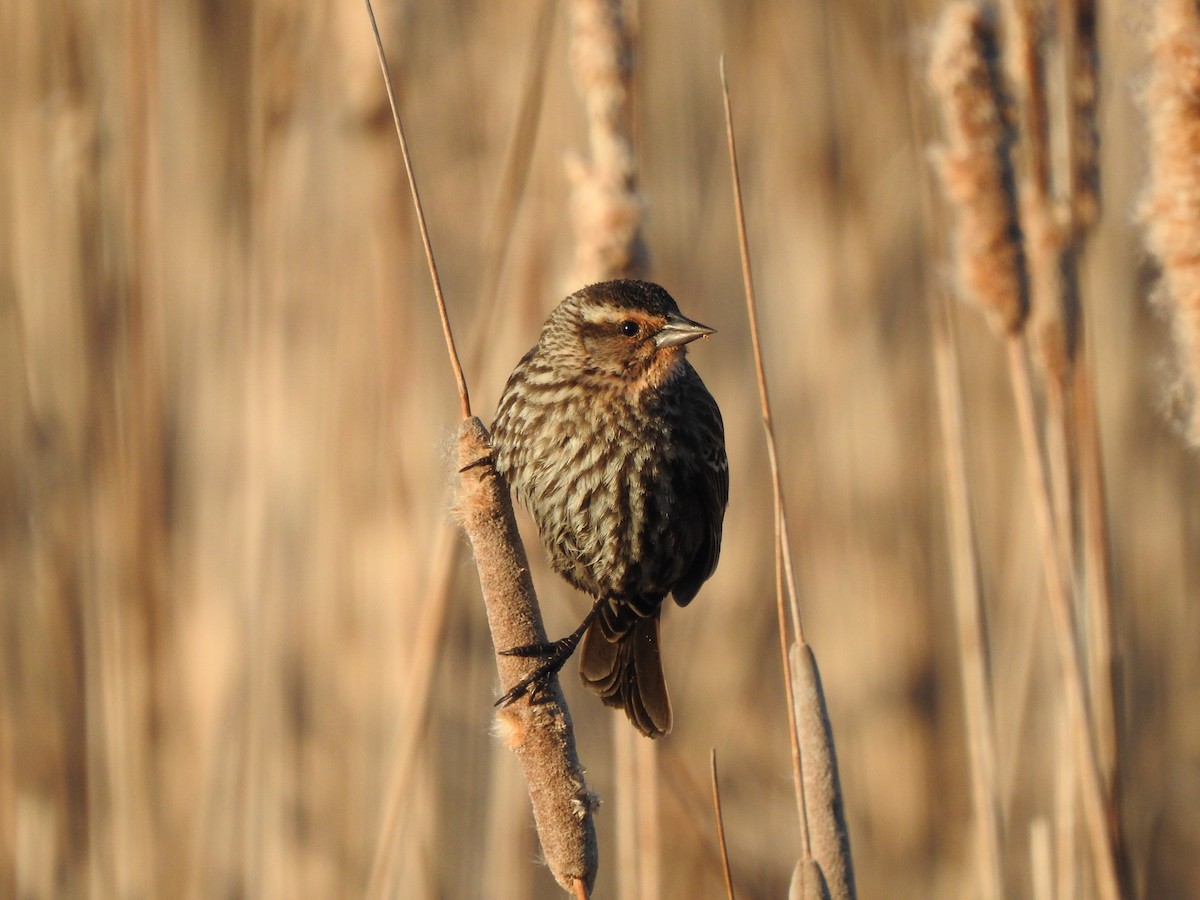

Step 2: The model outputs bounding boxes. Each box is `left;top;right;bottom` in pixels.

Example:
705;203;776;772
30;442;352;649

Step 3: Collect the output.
931;287;1005;900
456;418;599;896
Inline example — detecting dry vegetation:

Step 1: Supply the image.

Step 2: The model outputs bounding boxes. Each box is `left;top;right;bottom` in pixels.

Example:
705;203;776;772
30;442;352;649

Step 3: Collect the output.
3;0;1199;897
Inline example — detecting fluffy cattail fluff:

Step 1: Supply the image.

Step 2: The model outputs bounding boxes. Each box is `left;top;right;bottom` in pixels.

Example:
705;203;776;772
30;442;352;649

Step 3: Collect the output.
928;1;1030;337
1141;0;1200;447
1003;0;1080;379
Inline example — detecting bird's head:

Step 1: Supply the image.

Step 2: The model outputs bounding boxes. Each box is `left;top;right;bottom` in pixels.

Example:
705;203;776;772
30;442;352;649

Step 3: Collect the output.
540;280;715;394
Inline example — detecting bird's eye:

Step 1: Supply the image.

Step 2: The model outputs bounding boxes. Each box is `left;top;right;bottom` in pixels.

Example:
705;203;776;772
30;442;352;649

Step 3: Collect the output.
619;320;640;337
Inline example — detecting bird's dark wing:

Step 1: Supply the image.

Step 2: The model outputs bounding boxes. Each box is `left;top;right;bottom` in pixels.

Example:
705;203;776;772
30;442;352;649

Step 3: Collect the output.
671;368;728;607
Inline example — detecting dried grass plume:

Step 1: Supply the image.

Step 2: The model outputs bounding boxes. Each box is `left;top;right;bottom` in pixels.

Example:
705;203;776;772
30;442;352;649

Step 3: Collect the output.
1141;0;1200;447
928;1;1029;336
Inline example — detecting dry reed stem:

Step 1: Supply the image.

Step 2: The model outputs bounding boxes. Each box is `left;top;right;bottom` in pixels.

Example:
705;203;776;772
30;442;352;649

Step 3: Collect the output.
709;749;736;900
931;289;1004;900
929;2;1029;338
1074;354;1119;787
456;418;599;895
567;0;647;283
1055;705;1078;900
720;56;810;844
1141;0;1200;447
361;4;471;891
721;60;805;639
372;7;560;888
723;57;853;897
1005;338;1120;900
363;0;470;419
611;724;661;897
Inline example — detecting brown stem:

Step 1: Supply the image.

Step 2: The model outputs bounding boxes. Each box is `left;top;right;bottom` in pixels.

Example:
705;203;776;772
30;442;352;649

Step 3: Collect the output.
363;0;470;419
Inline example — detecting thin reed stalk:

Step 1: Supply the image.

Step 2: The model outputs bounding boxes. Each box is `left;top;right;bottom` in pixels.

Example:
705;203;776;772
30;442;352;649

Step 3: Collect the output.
1055;705;1078;900
709;750;736;900
721;57;855;900
932;288;1005;900
1074;351;1119;786
363;0;469;420
1007;335;1119;900
721;56;808;842
612;726;638;899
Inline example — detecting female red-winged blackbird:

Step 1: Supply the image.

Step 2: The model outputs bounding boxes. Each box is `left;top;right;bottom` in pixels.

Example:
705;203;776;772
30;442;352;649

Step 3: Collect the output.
490;280;728;737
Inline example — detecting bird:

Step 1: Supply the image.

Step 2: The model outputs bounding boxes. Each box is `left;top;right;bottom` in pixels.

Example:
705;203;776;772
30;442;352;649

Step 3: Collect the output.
489;279;728;737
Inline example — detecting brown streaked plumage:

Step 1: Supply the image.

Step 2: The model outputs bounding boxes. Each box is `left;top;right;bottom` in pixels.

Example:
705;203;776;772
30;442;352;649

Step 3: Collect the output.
490;280;728;737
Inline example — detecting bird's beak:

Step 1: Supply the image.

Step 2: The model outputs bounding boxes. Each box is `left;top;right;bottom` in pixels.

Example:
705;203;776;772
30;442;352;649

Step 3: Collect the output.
655;312;715;349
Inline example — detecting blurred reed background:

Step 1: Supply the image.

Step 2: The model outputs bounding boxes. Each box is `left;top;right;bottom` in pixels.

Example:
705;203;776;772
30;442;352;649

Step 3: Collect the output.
3;0;1198;896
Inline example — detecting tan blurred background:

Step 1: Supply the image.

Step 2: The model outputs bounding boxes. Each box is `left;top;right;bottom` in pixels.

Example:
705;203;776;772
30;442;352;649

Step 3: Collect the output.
2;0;1198;896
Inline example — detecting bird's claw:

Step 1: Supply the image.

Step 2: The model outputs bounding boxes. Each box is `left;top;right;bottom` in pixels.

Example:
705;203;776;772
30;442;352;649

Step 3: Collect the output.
495;668;553;708
494;632;584;708
499;639;559;659
458;454;495;474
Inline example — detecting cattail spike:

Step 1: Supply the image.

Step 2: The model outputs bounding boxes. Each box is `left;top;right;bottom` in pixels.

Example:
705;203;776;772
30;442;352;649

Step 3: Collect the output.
929;1;1030;337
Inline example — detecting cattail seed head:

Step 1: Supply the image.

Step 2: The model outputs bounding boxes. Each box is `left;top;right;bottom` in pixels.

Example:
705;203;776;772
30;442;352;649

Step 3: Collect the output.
1141;0;1200;446
929;1;1030;337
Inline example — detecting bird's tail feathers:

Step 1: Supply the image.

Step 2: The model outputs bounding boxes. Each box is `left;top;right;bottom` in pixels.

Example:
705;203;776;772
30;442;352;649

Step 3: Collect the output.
579;612;672;738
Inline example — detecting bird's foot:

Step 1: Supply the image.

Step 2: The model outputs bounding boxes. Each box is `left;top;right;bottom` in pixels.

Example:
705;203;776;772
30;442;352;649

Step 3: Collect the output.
495;624;590;708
